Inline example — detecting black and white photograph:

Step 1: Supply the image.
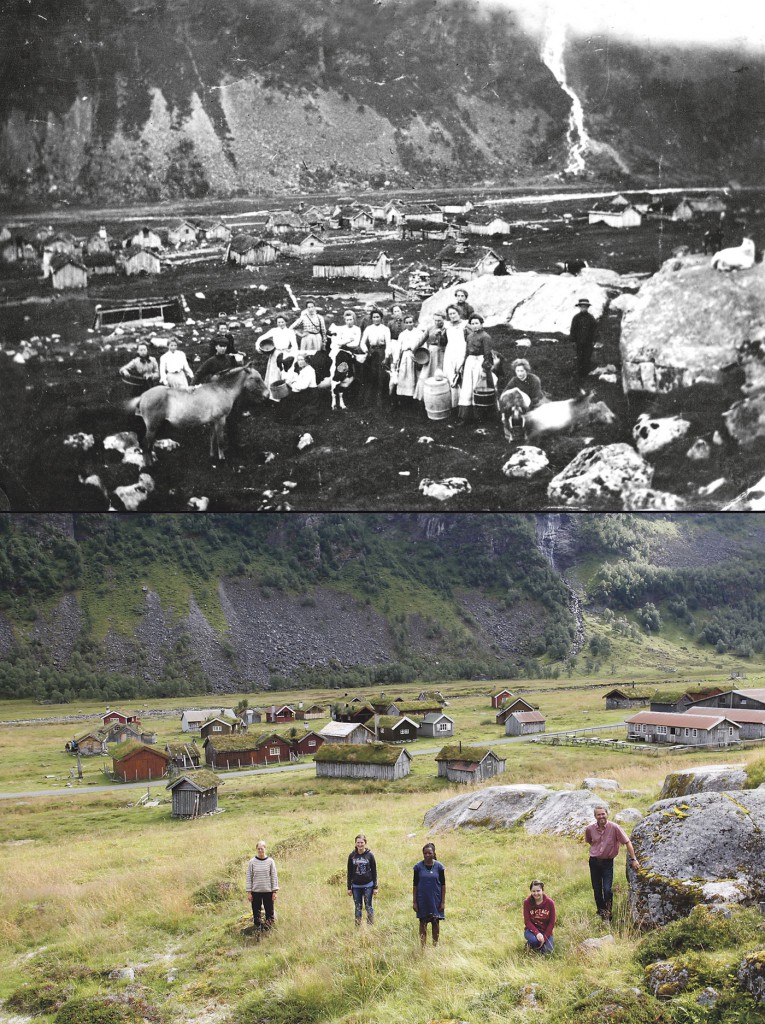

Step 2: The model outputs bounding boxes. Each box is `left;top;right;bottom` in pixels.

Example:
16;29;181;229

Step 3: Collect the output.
1;0;764;511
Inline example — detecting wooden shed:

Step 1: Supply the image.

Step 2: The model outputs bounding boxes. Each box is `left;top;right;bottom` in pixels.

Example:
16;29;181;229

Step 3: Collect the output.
50;254;88;290
495;698;536;725
203;219;232;243
314;743;411;781
200;716;238;741
102;709;139;726
349;208;375;231
463;213;513;236
226;234;277;266
122;247;161;276
83;252;118;276
650;687;725;713
102;720;143;745
167;770;222;818
439;244;502;280
281;232;325;256
491;688;514;709
265;705;296;724
289;730;324;757
385;700;442;718
504;710;545;736
85;227;111;254
123;227;162;251
295;704;325;720
374;715;419;743
168;220;199;247
588;204;642;228
435;744;506;784
417;712;455;739
204;732;293;768
603;688;652;710
332;702;376;724
181;708;237;732
313;252;391;281
318;721;374;744
685;687;765;712
165;741;201;769
71;729;107;756
112;742;171;782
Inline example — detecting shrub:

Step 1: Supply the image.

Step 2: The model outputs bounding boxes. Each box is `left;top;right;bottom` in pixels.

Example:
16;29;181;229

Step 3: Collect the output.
6;981;73;1014
55;998;142;1024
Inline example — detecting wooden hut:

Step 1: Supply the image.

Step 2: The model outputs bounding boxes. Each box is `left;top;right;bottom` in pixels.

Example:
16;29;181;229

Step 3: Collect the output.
200;716;239;741
588;204;642;228
650;687;725;713
72;729;107;756
332;702;376;724
265;705;296;724
417;712;455;739
312;251;391;281
684;687;765;712
495;698;536;725
102;720;143;745
435;744;506;784
281;232;325;256
385;700;442;718
180;708;237;732
102;709;140;726
288;730;324;757
122;247;161;276
318;721;374;744
112;742;171;782
374;715;419;743
204;732;293;769
50;254;88;290
83;252;117;276
491;688;514;709
167;770;221;818
168;220;199;247
123;227;162;251
294;704;325;720
266;212;306;235
504;710;545;736
439;244;502;280
226;234;277;266
603;688;652;710
462;212;512;236
314;743;411;781
165;741;201;769
203;219;232;243
349;208;375;231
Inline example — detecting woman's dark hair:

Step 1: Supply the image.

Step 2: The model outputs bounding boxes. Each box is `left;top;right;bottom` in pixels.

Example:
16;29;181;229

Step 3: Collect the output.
468;314;484;325
529;879;545;890
422;842;437;857
512;357;531;372
445;304;461;319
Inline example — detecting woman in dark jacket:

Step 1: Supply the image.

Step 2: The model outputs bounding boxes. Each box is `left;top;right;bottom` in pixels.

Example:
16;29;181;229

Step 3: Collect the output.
347;833;378;926
455;314;493;423
504;357;546;409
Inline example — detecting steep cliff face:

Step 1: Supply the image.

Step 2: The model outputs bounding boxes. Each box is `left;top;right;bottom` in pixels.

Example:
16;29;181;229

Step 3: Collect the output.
1;0;762;203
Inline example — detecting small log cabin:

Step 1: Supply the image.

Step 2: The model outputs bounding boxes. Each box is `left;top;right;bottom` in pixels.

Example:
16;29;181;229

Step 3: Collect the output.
435;744;506;784
385;700;442;718
504;710;546;736
295;704;325;720
200;716;239;741
204;732;293;768
50;254;88;290
85;227;111;254
417;712;455;739
265;705;296;724
332;702;376;724
318;721;374;744
495;699;536;725
314;743;411;781
181;709;237;732
122;247;161;276
462;213;513;237
281;232;325;256
102;721;143;745
102;709;140;726
374;715;419;743
71;729;107;756
625;711;741;747
650;687;725;713
313;251;391;281
679;687;765;711
168;220;199;247
289;730;324;757
226;234;277;266
491;688;514;709
203;219;232;243
603;688;652;710
123;227;163;251
166;770;221;818
588;204;642;228
165;741;201;769
83;252;118;276
112;742;171;782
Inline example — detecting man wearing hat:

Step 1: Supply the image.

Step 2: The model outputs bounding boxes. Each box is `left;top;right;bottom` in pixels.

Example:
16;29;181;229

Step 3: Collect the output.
570;298;597;377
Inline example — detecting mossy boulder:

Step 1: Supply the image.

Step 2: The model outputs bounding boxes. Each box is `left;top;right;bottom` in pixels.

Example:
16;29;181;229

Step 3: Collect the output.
659;764;747;799
628;790;765;927
423;785;605;836
738;951;765;1004
645;959;692;999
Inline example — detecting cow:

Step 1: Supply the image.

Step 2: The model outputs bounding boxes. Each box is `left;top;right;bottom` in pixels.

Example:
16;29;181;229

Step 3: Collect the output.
711;237;756;271
128;365;268;460
523;391;616;443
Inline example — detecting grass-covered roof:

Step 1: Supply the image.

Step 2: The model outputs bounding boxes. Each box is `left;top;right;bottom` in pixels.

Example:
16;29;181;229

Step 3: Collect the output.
435;745;504;763
166;769;222;791
314;743;408;766
112;741;170;762
376;715;416;729
165;742;201;757
204;734;263;752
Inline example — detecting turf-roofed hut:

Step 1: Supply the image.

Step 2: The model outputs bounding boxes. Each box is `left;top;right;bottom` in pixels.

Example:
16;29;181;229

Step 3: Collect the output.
112;741;172;782
166;770;222;818
314;743;412;781
435;744;506;784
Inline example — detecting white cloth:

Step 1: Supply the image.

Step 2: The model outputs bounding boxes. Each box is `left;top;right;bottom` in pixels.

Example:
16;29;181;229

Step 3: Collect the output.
442;322;467;407
328;323;362;357
360;323;391;354
458;353;488;407
285;364;317;392
258;327;298;388
393;328;422;397
159;349;193;388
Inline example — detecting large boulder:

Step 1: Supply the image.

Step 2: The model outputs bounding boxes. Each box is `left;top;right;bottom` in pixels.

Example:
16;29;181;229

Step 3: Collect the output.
547;443;653;509
628;789;765;927
620;258;765;393
659;764;748;799
422;785;604;837
418;274;609;334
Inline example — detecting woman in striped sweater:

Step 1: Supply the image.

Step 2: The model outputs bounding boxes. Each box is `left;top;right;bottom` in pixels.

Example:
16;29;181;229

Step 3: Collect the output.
246;840;280;930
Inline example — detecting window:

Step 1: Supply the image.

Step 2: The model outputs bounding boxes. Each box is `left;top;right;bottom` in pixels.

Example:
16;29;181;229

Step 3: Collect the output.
437;722;450;732
657;726;667;734
308;740;316;747
269;746;280;756
693;730;698;737
213;725;222;732
684;729;689;737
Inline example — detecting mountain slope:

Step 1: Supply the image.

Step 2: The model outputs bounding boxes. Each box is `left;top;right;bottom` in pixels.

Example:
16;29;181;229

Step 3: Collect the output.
1;512;765;703
0;0;762;203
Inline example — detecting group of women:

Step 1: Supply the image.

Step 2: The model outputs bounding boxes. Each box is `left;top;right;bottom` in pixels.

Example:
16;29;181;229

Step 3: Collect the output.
246;835;555;953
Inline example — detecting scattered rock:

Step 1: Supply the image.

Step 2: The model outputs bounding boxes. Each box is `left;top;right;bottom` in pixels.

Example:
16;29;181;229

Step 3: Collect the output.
659;764;748;799
738;951;765;1004
578;935;616;953
419;477;471;501
582;778;619;791
620;486;686;510
418;436;435;445
187;497;209;511
696;987;720;1008
615;808;643;825
519;983;539;1007
423;785;605;838
108;967;135;981
632;414;691;456
63;432;95;450
547;444;653;509
645;959;690;998
502;446;549;479
297;433;313;450
686;438;711;461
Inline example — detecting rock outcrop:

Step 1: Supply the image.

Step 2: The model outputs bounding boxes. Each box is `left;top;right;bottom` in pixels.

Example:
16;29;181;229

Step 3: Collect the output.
628;789;765;927
546;443;653;509
620;258;765;393
422;784;605;837
738;951;765;1004
659;764;748;800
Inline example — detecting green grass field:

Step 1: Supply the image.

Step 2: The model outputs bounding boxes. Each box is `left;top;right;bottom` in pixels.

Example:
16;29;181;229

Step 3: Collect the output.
2;675;765;1023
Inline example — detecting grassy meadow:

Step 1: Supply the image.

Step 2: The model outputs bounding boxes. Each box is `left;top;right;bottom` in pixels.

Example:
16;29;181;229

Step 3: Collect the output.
2;676;765;1023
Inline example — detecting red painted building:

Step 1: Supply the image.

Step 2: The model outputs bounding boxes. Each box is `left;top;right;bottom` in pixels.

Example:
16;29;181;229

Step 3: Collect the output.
265;705;296;724
102;709;140;726
112;744;171;782
290;731;324;757
204;733;294;768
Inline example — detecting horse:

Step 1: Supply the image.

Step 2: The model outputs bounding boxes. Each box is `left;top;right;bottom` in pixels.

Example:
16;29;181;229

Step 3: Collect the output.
128;366;269;460
523;391;616;443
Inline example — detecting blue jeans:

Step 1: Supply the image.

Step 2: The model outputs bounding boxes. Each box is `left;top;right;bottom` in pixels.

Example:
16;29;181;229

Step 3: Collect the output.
352;883;374;924
589;856;614;914
524;928;554;954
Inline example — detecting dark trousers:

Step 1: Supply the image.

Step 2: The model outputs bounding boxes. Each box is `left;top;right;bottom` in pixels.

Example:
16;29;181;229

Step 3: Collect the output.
575;340;594;376
252;891;274;927
589;856;614;913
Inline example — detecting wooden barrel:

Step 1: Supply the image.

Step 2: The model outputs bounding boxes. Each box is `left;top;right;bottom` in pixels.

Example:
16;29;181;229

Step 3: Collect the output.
270;379;289;401
423;375;451;420
473;386;496;420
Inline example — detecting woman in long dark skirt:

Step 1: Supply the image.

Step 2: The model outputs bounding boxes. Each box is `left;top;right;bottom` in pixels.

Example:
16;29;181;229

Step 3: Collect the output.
413;842;445;946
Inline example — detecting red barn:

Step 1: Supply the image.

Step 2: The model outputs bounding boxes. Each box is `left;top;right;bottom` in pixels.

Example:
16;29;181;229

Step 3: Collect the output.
265;705;296;724
204;733;294;768
289;731;324;757
102;709;140;726
112;742;171;782
491;689;514;709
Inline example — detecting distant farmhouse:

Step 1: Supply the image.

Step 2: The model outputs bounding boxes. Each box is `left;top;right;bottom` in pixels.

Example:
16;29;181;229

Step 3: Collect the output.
435;745;506;784
226;234;277;266
313;251;391;281
603;688;652;710
315;743;411;781
318;721;374;744
181;709;237;732
504;710;545;737
588;203;642;228
625;711;741;747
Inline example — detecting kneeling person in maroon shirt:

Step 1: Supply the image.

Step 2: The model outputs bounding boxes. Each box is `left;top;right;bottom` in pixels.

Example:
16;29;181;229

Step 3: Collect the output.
523;879;555;954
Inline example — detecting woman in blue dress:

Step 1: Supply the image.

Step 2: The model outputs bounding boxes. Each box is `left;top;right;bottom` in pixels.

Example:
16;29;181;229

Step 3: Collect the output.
413;842;445;946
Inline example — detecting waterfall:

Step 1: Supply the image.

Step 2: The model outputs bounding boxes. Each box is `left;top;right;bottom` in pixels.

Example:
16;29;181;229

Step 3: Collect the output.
539;11;590;176
534;513;586;658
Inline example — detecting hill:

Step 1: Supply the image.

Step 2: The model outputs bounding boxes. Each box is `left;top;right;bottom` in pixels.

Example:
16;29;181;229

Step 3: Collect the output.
1;512;765;704
0;0;763;203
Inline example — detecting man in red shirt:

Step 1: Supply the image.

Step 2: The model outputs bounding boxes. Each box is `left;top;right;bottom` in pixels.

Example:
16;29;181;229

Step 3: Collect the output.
523;880;555;954
584;805;640;921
